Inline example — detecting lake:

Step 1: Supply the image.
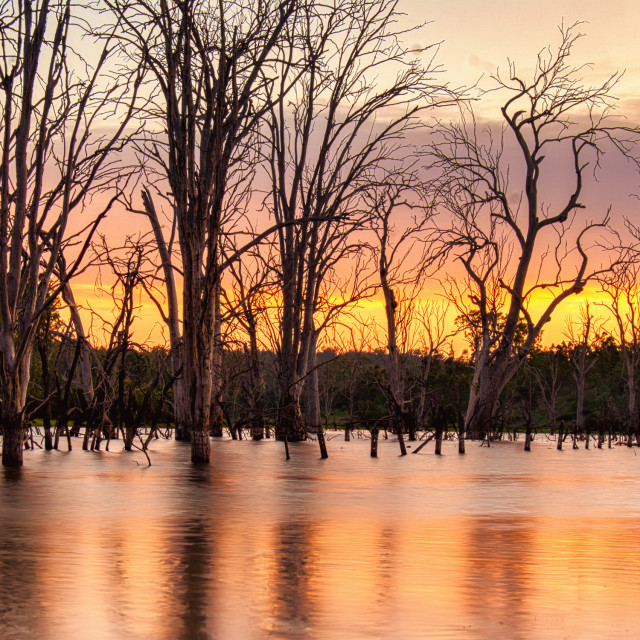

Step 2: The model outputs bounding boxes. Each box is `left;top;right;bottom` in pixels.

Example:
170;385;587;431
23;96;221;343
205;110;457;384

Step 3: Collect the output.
1;434;639;639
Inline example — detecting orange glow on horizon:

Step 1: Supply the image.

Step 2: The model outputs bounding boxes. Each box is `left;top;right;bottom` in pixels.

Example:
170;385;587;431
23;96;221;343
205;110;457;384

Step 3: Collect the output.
65;270;621;355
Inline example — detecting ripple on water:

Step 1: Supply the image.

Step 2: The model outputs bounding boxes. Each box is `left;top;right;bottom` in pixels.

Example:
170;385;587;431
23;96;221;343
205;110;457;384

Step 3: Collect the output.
0;436;639;639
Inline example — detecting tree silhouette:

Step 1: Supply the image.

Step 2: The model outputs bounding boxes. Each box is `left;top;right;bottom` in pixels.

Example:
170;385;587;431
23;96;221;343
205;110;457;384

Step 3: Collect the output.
109;0;298;461
428;24;640;442
0;0;139;465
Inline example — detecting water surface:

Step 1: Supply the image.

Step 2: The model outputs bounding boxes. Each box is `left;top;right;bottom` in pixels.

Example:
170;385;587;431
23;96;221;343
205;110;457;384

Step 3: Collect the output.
1;435;639;639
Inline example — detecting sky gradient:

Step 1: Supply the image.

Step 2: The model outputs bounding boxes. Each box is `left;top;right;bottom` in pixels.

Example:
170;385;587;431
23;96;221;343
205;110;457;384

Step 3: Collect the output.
75;1;640;351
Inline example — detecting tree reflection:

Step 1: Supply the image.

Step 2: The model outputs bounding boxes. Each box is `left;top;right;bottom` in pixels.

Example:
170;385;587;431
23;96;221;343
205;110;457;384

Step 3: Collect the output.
175;469;217;640
270;520;315;636
463;516;534;639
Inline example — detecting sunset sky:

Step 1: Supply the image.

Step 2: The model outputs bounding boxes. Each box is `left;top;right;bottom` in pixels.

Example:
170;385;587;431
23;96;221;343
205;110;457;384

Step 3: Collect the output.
410;0;640;99
76;0;640;351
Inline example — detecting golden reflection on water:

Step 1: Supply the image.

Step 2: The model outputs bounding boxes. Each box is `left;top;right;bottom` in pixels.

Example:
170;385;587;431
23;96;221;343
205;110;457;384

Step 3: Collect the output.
1;439;640;639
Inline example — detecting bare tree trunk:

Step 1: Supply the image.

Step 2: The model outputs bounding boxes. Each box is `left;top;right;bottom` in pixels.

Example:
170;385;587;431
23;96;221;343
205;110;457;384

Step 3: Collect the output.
627;369;637;444
188;335;214;463
305;333;327;459
275;257;310;442
191;429;211;463
524;426;532;451
277;384;306;442
370;427;379;458
557;420;564;451
1;385;24;466
608;425;613;448
465;384;499;441
597;424;604;449
379;238;407;456
628;373;638;447
345;376;356;441
434;405;445;455
576;378;585;439
464;348;523;444
396;421;407;456
60;280;94;405
210;281;224;437
140;191;188;442
585;424;591;449
36;315;53;450
275;250;307;442
119;340;133;451
243;342;265;441
435;425;443;455
173;397;190;441
415;355;433;435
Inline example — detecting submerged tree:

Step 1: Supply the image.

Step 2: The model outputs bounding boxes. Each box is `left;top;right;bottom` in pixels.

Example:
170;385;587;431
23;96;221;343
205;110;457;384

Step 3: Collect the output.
263;0;448;444
367;180;433;451
429;24;639;441
0;0;138;465
110;0;298;462
565;303;601;448
600;261;640;445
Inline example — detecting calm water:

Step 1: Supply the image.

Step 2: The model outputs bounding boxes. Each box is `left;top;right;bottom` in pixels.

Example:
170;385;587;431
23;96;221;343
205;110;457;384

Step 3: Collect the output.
1;435;640;639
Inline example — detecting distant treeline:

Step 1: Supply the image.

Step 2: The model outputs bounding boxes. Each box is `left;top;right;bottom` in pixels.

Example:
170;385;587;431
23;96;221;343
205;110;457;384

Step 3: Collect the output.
24;316;637;455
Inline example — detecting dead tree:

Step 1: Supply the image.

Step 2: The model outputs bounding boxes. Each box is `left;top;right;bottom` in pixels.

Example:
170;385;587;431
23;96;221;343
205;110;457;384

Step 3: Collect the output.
110;0;299;462
368;182;431;453
304;332;328;458
428;24;640;443
565;304;601;449
600;262;640;446
210;280;225;437
84;235;153;450
0;0;138;465
263;0;447;443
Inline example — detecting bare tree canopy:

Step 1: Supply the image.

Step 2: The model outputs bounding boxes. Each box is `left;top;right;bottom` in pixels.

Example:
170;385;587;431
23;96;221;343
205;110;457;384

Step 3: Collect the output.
5;5;640;467
108;0;299;461
428;23;640;441
262;0;450;444
0;0;138;465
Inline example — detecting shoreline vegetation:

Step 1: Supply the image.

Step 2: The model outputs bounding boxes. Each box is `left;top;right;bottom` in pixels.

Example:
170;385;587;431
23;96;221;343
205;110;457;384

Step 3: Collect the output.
10;337;640;462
